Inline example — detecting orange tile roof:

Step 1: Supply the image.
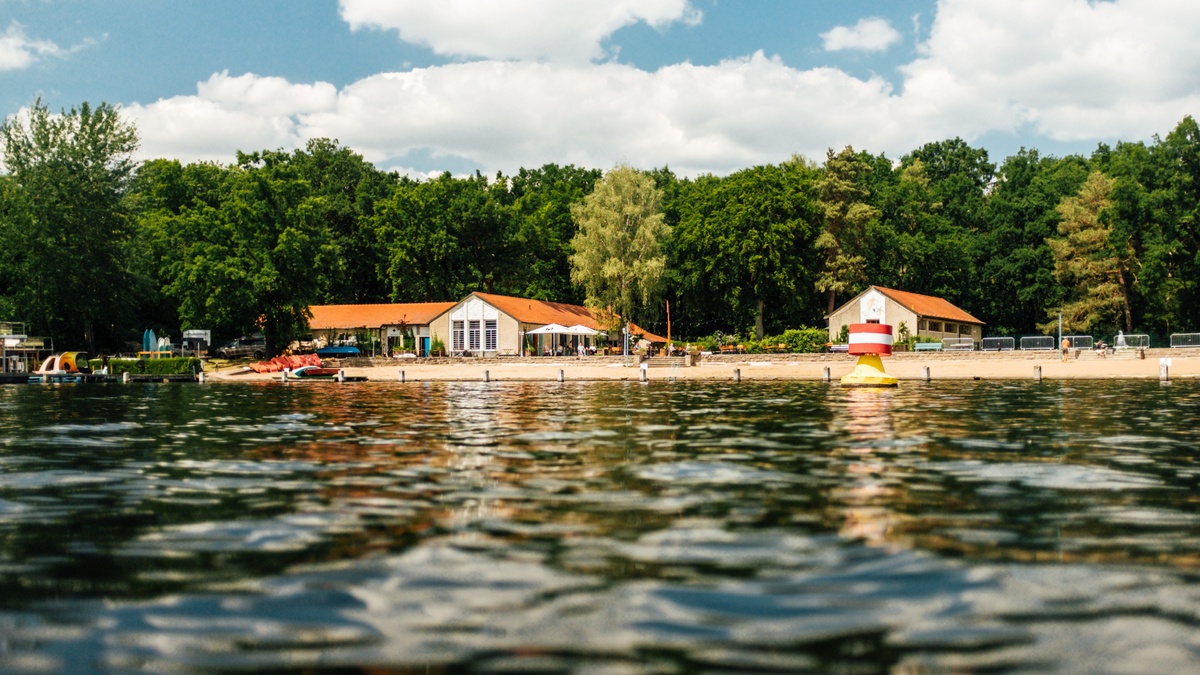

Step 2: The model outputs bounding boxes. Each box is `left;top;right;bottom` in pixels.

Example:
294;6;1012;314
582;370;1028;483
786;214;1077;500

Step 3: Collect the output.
309;302;456;330
471;292;668;341
472;292;601;329
873;286;984;325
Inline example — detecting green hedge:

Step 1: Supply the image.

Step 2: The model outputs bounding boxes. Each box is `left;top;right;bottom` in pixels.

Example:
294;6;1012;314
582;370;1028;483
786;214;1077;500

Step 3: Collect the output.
89;357;202;376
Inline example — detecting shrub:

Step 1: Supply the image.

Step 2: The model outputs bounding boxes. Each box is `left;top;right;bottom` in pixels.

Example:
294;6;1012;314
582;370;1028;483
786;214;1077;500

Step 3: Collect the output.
90;357;202;376
761;327;830;353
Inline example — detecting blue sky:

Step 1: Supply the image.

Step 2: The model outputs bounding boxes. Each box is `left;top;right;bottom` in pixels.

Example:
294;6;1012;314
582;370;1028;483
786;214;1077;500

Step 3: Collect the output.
2;1;1198;177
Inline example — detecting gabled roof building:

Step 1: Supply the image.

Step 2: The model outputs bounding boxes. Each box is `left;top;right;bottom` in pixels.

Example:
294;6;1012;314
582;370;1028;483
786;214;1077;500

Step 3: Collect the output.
826;286;985;344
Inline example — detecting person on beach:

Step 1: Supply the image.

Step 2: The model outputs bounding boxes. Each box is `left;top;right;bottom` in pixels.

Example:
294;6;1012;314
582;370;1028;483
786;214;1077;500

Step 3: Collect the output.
1061;337;1070;362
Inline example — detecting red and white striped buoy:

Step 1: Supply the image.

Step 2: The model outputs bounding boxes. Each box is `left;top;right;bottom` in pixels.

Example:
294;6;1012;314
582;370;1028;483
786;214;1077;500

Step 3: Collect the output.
847;323;893;356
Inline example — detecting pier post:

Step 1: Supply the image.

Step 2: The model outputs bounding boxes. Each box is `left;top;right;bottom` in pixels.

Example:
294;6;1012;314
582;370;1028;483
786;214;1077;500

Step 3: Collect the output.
281;368;288;383
639;362;648;383
1033;365;1042;382
399;370;405;383
558;369;564;382
198;371;206;384
337;369;345;383
822;366;830;382
484;370;490;382
922;366;931;382
122;371;130;384
735;368;741;382
1160;361;1170;382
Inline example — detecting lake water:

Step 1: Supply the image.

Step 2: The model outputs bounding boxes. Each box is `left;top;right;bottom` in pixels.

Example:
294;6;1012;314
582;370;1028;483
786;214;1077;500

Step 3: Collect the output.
0;380;1198;673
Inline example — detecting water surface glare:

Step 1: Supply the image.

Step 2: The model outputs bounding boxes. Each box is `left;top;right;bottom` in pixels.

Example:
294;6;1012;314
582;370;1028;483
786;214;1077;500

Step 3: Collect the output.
0;380;1199;672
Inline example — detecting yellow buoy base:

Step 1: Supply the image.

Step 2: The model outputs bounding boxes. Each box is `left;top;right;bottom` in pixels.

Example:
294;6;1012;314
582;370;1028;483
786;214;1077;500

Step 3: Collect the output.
840;354;898;388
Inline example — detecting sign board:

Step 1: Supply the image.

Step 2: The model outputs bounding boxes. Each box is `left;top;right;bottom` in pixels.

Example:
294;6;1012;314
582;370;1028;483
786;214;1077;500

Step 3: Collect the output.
183;329;211;343
387;327;401;337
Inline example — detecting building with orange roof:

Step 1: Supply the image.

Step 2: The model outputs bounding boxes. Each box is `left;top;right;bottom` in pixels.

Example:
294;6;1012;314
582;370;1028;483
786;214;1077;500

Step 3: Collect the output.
309;293;667;358
427;292;665;357
309;302;455;356
826;286;985;346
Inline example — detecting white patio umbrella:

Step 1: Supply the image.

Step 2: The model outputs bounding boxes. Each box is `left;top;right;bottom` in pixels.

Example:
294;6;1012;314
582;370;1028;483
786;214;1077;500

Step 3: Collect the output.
526;323;568;335
562;325;600;336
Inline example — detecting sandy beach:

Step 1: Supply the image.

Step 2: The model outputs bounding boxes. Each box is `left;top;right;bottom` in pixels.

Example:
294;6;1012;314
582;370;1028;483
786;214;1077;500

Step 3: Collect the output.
207;350;1200;383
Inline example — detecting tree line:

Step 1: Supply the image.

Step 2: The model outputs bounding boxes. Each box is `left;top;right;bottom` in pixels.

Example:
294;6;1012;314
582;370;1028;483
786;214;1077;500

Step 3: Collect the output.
3;98;1200;354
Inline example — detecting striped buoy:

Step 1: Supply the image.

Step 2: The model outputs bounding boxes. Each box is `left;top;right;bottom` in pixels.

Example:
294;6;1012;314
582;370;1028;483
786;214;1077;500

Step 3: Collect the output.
841;322;898;388
847;323;893;356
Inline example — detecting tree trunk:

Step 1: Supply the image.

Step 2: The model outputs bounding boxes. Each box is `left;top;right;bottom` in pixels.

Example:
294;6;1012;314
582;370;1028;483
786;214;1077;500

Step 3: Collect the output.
755;298;765;340
84;319;95;354
1117;267;1134;332
827;289;837;316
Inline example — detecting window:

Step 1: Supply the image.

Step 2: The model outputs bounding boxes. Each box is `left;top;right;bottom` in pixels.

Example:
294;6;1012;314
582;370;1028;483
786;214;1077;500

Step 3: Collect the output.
959;324;971;335
944;323;956;334
919;319;928;331
468;320;481;350
929;321;942;333
485;320;497;351
452;321;465;351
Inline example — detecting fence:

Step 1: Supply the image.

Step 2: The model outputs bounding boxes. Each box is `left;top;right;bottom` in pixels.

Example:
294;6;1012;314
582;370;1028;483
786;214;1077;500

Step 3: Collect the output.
1063;335;1093;350
1020;336;1056;351
1112;333;1149;349
1170;333;1200;348
981;337;1015;351
942;337;975;351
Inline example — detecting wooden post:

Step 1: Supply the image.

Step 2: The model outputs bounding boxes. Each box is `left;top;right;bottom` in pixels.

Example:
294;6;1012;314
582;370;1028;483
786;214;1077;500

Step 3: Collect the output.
399;370;405;382
1033;365;1042;382
922;366;930;382
822;366;830;382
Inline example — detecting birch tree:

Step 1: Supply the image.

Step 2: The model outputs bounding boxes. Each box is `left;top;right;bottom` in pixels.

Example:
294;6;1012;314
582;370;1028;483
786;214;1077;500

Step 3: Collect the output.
569;165;669;333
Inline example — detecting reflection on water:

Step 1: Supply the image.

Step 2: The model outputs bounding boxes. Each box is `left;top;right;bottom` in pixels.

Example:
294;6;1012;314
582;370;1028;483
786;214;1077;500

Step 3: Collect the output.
0;380;1198;672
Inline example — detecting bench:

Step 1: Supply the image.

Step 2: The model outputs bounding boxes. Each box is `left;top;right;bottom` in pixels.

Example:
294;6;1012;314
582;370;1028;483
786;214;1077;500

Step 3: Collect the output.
914;343;943;352
827;344;849;353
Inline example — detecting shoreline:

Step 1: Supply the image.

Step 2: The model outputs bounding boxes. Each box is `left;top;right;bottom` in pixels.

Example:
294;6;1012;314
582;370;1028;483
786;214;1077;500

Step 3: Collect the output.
207;351;1200;383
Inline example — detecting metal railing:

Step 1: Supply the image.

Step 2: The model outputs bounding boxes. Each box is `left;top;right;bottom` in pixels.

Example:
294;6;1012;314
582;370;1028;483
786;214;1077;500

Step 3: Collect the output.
1063;335;1093;350
981;337;1015;351
942;337;976;351
1020;336;1056;350
1170;333;1200;348
1111;333;1149;349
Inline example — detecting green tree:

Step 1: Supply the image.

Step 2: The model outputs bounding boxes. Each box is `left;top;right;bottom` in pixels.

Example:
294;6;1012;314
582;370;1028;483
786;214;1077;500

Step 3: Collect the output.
374;171;512;302
569;165;670;334
506;164;601;302
670;158;821;339
815;147;877;315
0;98;139;350
977;150;1089;334
290;138;396;304
154;151;332;356
1044;171;1137;333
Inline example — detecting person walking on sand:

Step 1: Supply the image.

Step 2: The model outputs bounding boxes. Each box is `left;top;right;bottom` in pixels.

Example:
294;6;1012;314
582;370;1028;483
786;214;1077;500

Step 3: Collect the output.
1061;337;1071;362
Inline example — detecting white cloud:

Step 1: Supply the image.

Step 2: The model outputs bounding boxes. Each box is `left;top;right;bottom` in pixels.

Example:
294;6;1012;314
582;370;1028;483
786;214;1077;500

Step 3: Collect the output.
821;17;901;52
197;71;337;116
124;0;1200;175
337;0;701;62
902;0;1200;143
123;74;335;163
0;21;64;70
